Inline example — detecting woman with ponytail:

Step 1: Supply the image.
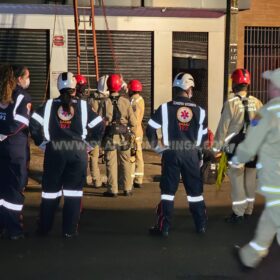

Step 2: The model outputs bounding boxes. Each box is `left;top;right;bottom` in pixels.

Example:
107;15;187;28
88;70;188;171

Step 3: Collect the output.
30;72;105;238
0;64;32;240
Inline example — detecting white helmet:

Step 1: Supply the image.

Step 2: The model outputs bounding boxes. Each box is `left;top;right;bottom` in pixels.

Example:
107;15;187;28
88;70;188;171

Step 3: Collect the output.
57;72;77;91
97;75;110;97
173;72;195;91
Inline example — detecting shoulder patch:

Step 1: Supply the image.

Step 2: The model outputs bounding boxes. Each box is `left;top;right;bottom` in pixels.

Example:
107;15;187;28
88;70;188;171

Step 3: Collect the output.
177;107;193;123
57;106;74;121
251;113;262;127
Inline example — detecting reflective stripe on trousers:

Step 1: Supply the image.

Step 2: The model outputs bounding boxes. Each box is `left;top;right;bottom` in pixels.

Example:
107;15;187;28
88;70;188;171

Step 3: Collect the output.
0;199;23;211
42;190;83;199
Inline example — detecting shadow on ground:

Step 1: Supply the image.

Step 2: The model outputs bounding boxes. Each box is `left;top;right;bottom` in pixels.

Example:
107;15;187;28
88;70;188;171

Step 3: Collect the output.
0;205;278;280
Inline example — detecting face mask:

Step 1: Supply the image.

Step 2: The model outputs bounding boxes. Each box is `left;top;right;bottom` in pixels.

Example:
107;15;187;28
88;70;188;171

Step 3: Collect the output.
22;78;30;89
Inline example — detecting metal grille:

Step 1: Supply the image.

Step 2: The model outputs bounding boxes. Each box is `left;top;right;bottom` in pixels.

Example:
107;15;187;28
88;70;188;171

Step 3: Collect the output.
172;32;208;111
245;27;280;103
68;30;153;123
0;29;50;109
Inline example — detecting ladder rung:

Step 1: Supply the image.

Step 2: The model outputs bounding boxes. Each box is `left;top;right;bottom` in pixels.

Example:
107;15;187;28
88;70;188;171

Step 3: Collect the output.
80;47;94;50
78;7;92;9
83;74;97;77
80;61;95;64
79;33;95;36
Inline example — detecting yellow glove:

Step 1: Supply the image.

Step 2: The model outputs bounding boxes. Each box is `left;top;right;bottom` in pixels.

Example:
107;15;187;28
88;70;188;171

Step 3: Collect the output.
216;152;228;191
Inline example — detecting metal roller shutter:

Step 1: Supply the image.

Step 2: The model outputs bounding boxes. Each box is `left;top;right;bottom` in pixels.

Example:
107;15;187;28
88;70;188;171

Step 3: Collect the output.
68;30;153;123
173;32;208;112
0;29;50;109
173;33;208;60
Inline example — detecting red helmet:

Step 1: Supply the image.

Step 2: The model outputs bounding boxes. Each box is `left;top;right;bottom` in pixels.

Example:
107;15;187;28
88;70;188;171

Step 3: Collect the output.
128;80;142;92
107;74;122;92
231;69;251;85
75;74;87;86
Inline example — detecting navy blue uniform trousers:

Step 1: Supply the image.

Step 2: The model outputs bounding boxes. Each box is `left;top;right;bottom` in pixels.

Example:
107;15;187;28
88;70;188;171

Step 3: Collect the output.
39;141;87;235
155;149;207;232
0;136;28;236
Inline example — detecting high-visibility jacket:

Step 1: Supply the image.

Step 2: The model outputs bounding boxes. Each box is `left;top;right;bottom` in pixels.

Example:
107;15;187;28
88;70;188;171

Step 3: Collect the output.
214;91;263;151
235;97;280;207
130;93;145;139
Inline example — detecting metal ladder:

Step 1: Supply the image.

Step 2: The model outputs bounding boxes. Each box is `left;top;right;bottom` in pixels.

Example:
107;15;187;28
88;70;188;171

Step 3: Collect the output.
73;0;99;88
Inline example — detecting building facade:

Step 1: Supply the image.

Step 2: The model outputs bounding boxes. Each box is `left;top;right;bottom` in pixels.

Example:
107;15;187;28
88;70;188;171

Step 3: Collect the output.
238;0;280;103
0;1;233;131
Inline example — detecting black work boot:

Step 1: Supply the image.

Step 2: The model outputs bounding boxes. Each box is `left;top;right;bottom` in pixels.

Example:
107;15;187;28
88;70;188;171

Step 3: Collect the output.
149;200;173;238
63;231;79;239
197;225;207;234
149;225;169;237
9;233;26;241
225;213;244;224
103;191;118;198
0;228;5;239
123;190;133;196
244;214;252;221
133;183;143;189
189;201;207;234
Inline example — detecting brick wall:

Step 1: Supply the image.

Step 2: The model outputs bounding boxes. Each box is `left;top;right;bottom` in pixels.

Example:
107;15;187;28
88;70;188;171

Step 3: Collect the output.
238;0;280;67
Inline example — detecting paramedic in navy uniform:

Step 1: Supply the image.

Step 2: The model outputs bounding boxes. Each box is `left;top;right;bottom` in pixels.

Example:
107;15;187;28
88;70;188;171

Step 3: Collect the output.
0;64;32;240
30;72;105;238
147;72;208;237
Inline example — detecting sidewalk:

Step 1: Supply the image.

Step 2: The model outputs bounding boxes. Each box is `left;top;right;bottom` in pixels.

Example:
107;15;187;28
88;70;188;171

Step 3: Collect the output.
27;145;162;185
27;144;265;209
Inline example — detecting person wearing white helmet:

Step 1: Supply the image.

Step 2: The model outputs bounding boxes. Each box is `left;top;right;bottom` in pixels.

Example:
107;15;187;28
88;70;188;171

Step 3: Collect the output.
87;75;113;188
232;68;280;268
29;71;105;238
147;72;208;237
172;73;195;96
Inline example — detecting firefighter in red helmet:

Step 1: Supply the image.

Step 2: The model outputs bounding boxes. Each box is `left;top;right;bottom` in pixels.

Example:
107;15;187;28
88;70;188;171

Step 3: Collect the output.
75;74;89;100
102;74;137;197
128;80;145;188
213;68;263;223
